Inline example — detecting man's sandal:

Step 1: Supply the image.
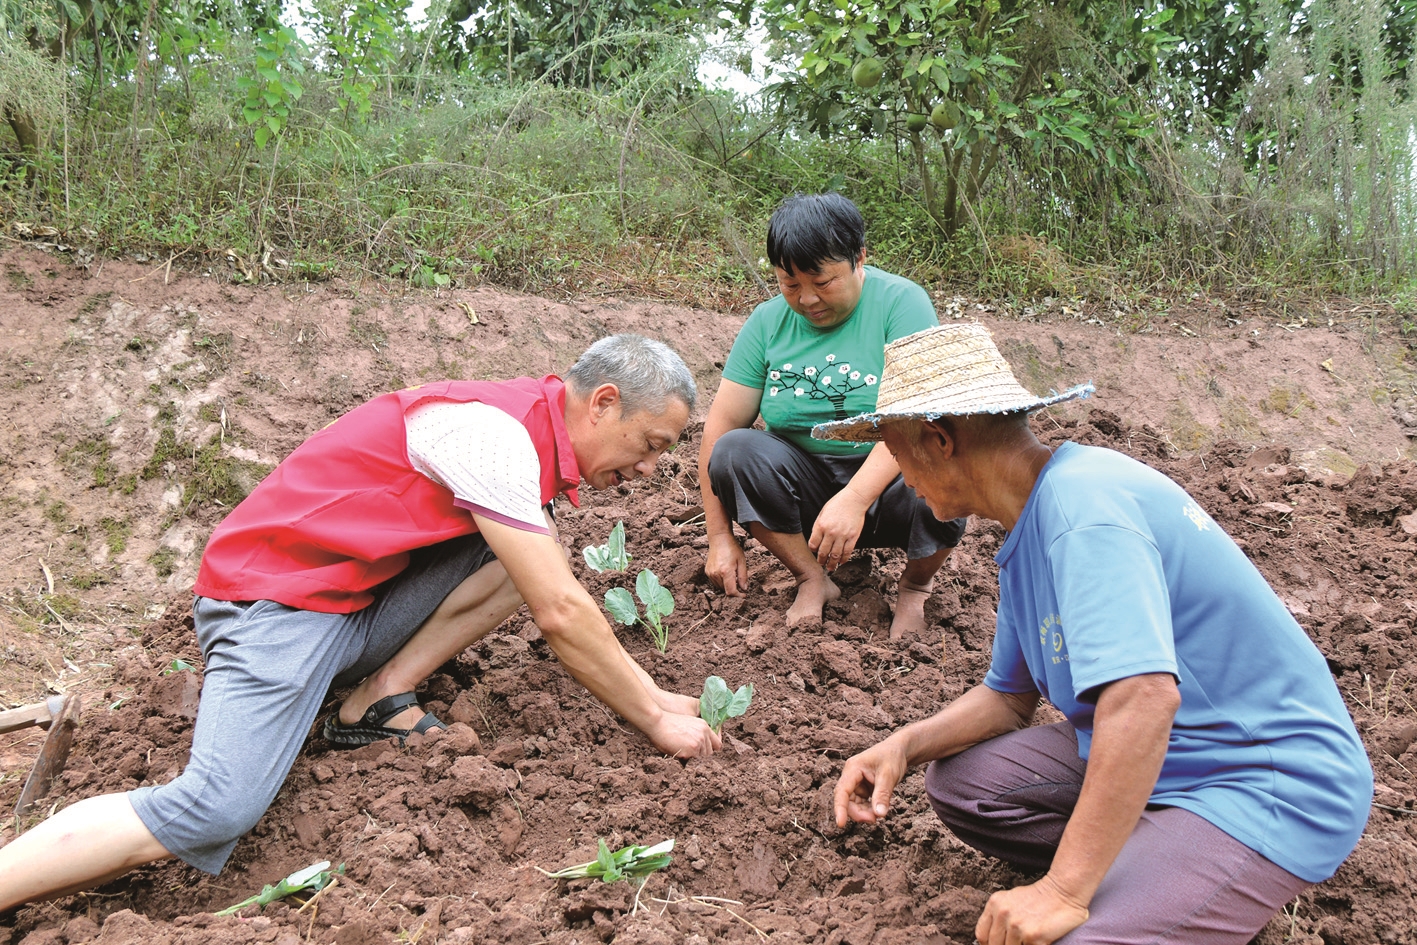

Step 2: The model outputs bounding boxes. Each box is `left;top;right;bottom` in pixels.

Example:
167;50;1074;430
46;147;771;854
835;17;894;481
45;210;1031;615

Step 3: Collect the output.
322;692;447;749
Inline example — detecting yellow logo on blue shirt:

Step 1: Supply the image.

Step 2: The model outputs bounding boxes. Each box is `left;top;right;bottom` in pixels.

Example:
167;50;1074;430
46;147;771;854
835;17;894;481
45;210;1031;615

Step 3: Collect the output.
1181;500;1212;532
1039;613;1069;665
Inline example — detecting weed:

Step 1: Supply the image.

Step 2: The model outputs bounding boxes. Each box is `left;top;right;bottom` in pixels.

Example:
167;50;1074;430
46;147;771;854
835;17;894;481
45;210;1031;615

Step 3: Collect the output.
100;517;130;555
187;437;271;509
59;433;116;488
77;292;113;317
44;500;69;525
149;547;178;579
142;426;180;480
69;570;110;590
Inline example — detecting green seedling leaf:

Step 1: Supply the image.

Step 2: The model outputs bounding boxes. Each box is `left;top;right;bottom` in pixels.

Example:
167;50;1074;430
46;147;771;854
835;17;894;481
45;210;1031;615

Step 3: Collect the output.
583;521;631;572
596;838;624;883
214;860;343;916
538;838;674;884
162;659;195;676
635;569;673;622
699;676;754;734
604;588;638;626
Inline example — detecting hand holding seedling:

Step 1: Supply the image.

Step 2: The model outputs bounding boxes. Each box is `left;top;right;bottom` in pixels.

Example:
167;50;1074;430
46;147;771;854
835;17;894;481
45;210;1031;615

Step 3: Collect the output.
974;875;1091;945
698;676;753;734
834;736;909;827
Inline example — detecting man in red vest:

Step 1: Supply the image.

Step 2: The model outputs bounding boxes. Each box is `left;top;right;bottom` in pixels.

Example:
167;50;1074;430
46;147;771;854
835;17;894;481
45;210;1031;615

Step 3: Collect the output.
0;334;719;909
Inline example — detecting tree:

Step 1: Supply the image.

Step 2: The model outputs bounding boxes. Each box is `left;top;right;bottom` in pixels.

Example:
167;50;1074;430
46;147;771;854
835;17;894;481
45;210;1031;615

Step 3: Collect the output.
430;0;751;86
761;0;1172;237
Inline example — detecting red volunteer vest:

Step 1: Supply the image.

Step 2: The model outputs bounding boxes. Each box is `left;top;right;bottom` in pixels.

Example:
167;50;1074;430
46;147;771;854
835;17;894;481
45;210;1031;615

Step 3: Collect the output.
193;376;581;613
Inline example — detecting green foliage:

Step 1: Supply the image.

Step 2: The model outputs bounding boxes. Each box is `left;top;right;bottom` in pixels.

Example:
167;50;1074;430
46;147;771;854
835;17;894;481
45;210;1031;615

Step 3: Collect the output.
538;838;674;884
215;860;344;916
236;24;306;148
161;658;195;675
304;0;405;122
583;521;631;572
699;676;753;734
761;0;1164;236
604;568;674;652
435;0;750;84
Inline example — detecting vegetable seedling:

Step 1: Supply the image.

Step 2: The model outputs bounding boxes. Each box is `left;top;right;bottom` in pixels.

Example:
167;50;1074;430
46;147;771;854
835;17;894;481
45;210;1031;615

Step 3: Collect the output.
538;838;674;885
161;659;195;675
604;569;674;652
582;521;631;573
214;860;344;916
699;676;753;734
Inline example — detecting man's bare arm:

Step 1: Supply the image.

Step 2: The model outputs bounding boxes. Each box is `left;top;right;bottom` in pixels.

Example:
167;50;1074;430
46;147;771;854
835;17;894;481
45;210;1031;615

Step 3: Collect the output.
472;512;719;758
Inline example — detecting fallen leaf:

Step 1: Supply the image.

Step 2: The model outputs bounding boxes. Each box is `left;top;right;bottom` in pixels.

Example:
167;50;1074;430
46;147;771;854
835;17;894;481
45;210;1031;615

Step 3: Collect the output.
458;301;478;325
1321;358;1335;374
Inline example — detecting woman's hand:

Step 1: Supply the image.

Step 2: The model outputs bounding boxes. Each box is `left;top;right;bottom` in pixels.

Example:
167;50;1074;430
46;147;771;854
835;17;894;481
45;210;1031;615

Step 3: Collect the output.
809;489;870;571
705;534;750;597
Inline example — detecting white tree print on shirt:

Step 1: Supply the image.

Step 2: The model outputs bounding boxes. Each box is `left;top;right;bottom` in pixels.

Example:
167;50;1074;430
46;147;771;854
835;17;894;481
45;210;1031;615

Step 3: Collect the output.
766;354;878;420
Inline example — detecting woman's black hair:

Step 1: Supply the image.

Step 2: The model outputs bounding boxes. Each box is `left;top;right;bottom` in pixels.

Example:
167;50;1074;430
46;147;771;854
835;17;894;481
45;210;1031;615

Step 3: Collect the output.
765;192;866;275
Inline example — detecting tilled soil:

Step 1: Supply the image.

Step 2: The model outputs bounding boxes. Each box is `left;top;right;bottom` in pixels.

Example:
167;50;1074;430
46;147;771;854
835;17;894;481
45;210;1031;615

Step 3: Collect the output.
5;416;1416;945
0;247;1415;944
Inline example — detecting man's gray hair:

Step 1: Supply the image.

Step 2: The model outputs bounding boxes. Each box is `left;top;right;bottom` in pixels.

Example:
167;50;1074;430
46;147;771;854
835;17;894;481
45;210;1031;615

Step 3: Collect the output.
566;334;697;415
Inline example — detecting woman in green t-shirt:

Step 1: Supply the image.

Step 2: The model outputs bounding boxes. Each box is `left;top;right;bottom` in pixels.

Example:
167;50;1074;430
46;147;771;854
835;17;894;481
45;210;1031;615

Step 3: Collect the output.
697;194;964;637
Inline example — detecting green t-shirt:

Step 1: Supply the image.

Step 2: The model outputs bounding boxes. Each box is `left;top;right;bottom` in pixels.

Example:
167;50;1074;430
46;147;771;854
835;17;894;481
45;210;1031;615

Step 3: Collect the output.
722;266;939;456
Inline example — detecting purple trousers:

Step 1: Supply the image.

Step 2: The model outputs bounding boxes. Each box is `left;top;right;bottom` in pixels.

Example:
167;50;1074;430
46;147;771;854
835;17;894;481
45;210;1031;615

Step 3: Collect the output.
924;722;1312;944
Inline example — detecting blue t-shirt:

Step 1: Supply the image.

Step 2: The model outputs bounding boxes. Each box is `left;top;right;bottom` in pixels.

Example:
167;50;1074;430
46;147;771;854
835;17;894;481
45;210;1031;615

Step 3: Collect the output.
985;442;1372;882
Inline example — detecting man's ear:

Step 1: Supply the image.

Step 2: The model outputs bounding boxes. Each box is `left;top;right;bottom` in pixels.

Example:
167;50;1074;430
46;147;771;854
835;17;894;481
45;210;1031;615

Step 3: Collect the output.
923;419;955;459
588;383;621;422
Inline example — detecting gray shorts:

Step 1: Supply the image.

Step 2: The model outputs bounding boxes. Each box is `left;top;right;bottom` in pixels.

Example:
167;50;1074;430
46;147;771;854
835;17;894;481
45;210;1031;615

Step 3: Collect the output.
129;534;498;874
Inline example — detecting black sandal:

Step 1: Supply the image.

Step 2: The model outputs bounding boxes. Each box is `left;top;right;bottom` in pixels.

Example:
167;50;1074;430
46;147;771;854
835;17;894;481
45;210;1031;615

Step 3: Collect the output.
322;691;447;749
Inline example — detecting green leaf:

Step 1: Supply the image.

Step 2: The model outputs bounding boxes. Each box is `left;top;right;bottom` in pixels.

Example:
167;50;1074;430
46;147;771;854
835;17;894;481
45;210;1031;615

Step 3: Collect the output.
635;570;673;622
162;659;195;675
254;125;272;149
699;676;754;733
604;588;639;626
583;521;630;572
596;839;623;883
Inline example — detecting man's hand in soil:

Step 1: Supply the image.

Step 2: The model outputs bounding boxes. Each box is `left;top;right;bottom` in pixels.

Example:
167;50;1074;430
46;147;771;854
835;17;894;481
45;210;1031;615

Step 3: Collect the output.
974;875;1090;945
648;711;722;759
834;736;908;826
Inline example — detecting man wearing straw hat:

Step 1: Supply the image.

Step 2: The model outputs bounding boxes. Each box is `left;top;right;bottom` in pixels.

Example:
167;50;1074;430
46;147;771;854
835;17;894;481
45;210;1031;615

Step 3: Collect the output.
817;324;1371;944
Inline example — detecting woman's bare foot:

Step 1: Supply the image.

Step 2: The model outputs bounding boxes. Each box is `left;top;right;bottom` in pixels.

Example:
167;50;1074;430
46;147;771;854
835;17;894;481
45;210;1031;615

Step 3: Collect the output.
889;577;934;641
786;573;841;629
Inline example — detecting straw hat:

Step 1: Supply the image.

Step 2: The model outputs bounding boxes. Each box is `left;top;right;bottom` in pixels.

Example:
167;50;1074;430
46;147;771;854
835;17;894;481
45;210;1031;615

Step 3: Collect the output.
812;323;1094;442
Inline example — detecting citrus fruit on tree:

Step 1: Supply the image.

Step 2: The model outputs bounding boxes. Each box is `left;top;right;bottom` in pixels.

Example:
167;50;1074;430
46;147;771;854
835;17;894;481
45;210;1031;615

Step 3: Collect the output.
930;102;959;130
851;58;884;89
906;112;928;133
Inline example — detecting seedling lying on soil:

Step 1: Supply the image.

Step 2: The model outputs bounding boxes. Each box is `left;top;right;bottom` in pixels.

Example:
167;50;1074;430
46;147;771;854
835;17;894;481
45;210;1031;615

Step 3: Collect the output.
605;569;674;652
583;520;631;572
699;676;753;734
539;838;674;885
161;659;195;675
214;860;343;916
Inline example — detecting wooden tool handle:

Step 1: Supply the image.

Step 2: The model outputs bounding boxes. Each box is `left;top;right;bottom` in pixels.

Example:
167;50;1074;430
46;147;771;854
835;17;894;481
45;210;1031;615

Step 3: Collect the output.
0;696;65;734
